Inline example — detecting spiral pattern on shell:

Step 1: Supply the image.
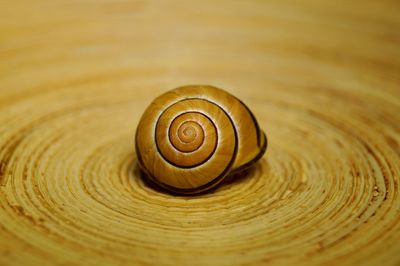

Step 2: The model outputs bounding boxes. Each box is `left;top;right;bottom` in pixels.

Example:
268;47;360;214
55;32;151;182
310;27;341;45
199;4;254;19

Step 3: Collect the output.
136;86;267;194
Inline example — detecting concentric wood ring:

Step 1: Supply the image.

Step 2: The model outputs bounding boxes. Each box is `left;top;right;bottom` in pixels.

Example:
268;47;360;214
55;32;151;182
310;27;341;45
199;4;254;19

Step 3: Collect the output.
1;0;399;265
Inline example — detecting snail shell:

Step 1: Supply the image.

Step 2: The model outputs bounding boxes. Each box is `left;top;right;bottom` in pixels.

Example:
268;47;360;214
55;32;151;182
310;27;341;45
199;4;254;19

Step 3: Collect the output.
135;85;267;194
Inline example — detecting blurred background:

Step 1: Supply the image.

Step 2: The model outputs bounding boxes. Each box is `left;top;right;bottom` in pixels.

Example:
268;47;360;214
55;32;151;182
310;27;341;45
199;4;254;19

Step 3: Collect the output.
1;0;399;101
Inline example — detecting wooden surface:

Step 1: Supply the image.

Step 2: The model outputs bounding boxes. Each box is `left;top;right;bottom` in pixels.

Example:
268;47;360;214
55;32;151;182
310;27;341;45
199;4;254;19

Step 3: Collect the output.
1;1;400;265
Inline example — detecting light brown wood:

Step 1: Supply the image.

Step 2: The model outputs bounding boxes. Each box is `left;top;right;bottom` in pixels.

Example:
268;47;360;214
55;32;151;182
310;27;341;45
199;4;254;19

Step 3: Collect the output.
0;0;399;265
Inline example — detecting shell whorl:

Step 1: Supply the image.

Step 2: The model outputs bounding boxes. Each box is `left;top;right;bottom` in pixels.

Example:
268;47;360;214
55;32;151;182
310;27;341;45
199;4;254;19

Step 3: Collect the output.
135;85;267;194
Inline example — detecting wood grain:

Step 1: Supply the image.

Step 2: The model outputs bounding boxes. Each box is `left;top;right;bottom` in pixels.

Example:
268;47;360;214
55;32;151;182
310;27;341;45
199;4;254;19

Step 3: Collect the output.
0;0;399;265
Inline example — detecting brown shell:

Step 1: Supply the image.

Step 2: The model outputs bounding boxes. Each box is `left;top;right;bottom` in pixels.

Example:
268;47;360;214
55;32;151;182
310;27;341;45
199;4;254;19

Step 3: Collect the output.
135;85;267;194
